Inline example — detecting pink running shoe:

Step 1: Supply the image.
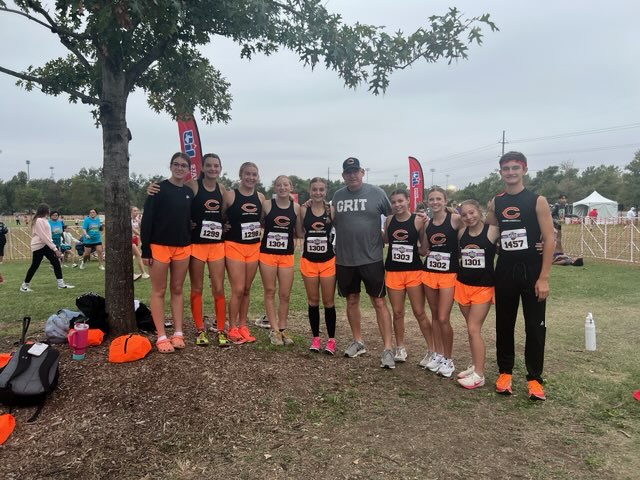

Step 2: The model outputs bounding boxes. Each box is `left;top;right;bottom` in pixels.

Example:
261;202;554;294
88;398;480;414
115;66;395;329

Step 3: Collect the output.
310;336;321;352
324;338;336;355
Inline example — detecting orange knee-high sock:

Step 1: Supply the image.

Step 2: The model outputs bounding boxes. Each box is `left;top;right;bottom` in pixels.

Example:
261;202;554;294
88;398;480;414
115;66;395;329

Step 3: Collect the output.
190;291;204;331
215;295;226;331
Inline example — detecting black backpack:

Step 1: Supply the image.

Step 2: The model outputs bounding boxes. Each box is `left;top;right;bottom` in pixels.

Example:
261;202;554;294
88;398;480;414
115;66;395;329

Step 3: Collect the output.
135;302;156;333
0;317;60;422
75;292;109;334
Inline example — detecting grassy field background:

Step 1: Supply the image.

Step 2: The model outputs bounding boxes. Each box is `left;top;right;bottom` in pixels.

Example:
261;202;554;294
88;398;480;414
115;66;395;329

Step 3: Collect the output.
0;257;639;478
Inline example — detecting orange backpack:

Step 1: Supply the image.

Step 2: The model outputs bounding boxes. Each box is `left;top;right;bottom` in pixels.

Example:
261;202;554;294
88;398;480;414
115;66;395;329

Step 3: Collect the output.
108;334;152;363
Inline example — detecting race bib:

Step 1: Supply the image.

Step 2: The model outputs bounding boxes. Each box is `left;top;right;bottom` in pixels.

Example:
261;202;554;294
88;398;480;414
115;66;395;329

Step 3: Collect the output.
241;222;261;241
391;244;414;263
501;228;529;251
461;248;485;269
200;220;222;240
306;237;327;254
266;231;288;250
426;251;451;271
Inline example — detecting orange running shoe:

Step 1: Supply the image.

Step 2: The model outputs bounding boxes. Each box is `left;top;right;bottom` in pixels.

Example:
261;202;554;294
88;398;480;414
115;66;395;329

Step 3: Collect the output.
495;373;513;395
227;327;246;345
239;326;256;343
527;380;546;401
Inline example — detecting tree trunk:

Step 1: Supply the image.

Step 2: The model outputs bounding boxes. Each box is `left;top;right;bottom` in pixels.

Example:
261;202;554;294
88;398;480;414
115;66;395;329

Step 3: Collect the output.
100;66;136;334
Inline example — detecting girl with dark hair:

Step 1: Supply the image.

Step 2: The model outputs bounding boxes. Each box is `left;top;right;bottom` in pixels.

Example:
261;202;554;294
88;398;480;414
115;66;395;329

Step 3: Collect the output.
300;177;337;353
20;203;74;292
141;152;193;353
382;189;433;364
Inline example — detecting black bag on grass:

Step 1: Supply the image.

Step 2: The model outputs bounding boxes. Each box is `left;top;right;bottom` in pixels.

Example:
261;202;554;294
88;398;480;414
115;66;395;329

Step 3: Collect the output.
75;292;109;334
0;317;60;422
135;302;155;333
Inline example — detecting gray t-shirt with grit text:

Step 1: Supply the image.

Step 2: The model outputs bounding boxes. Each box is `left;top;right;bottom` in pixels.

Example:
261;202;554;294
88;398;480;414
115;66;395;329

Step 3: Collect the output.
332;183;391;266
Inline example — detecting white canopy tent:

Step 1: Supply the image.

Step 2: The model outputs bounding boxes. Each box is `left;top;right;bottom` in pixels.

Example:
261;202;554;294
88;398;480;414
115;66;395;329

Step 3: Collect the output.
572;191;618;218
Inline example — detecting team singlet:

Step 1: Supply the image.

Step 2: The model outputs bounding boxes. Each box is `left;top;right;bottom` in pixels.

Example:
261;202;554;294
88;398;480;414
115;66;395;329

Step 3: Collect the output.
191;179;224;244
302;205;334;263
494;188;541;263
424;211;459;273
260;199;296;255
225;189;262;244
457;223;496;287
385;214;422;272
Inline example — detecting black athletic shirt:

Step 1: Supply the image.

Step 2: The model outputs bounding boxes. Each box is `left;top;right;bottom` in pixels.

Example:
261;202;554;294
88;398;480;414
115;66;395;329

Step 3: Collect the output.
302;205;335;263
225;189;262;244
494;188;541;264
385;214;423;272
191;179;224;244
260;199;296;255
141;179;192;258
457;223;496;287
424;211;459;273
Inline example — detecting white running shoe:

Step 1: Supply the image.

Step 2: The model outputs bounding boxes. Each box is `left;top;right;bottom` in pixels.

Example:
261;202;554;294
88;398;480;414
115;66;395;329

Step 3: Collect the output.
142;273;150;279
418;351;434;368
254;315;270;329
437;358;455;378
20;283;33;292
98;265;105;271
394;346;408;362
133;273;143;281
79;261;85;270
457;365;475;379
425;353;444;372
58;282;75;289
457;372;485;389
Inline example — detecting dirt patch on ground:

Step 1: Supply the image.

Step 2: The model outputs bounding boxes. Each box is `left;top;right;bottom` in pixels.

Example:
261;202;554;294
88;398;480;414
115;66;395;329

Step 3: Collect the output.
0;311;635;479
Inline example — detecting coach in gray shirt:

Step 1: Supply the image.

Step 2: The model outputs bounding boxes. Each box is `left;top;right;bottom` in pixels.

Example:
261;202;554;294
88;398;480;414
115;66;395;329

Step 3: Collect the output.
331;157;395;369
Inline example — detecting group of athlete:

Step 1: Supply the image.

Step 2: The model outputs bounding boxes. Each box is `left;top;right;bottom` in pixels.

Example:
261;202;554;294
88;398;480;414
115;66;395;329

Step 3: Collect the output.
141;150;554;401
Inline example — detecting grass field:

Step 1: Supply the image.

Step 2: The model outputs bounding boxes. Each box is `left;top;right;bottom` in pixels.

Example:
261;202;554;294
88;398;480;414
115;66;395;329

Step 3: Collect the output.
0;257;639;479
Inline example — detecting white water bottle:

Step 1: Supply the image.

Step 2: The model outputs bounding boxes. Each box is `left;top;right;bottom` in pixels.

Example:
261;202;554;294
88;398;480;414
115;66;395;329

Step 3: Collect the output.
585;312;596;351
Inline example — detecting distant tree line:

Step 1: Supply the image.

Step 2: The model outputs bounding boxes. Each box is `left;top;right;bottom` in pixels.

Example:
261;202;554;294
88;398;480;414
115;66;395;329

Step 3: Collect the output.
452;150;640;210
2;150;637;215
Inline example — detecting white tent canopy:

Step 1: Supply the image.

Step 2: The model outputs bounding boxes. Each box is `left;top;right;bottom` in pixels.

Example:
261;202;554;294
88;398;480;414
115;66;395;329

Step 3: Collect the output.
572;191;618;218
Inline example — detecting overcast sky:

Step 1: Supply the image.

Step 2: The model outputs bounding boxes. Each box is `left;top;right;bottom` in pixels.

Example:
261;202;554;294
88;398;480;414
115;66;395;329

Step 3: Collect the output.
1;1;639;191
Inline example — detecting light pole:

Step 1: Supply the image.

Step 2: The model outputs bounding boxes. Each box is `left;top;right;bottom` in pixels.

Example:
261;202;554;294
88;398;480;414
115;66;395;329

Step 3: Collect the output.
25;160;31;182
394;174;398;186
430;168;435;187
50;166;55;180
445;174;450;190
365;168;370;183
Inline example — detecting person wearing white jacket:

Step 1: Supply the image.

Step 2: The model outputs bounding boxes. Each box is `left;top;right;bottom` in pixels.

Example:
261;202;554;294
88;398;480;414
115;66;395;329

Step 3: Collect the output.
21;204;74;292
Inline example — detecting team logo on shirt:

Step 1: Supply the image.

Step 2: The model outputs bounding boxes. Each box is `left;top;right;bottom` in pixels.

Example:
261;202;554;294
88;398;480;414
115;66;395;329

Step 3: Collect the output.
502;206;520;220
392;229;409;241
429;233;447;245
274;216;291;227
311;221;325;231
241;203;258;213
204;199;220;212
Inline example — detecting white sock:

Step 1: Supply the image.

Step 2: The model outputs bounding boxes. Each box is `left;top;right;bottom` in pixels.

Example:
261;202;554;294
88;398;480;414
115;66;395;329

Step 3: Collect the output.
57;279;65;287
157;335;168;342
173;331;184;337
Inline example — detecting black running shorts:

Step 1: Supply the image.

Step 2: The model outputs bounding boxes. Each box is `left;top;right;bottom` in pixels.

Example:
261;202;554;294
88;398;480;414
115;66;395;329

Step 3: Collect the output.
336;261;386;298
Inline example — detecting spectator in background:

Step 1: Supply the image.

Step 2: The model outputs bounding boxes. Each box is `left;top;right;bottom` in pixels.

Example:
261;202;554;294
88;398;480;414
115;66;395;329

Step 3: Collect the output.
550;194;577;255
20;204;74;292
625;207;636;228
80;208;105;271
588;208;598;224
15;215;20;226
0;220;8;264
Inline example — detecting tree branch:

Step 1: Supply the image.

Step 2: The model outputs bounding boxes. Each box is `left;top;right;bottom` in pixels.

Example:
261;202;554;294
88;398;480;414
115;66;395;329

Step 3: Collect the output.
125;33;176;93
0;6;91;40
0;64;100;106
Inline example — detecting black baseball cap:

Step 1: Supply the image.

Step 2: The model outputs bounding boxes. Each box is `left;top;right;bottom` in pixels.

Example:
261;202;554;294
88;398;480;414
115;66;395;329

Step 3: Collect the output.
343;157;362;172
